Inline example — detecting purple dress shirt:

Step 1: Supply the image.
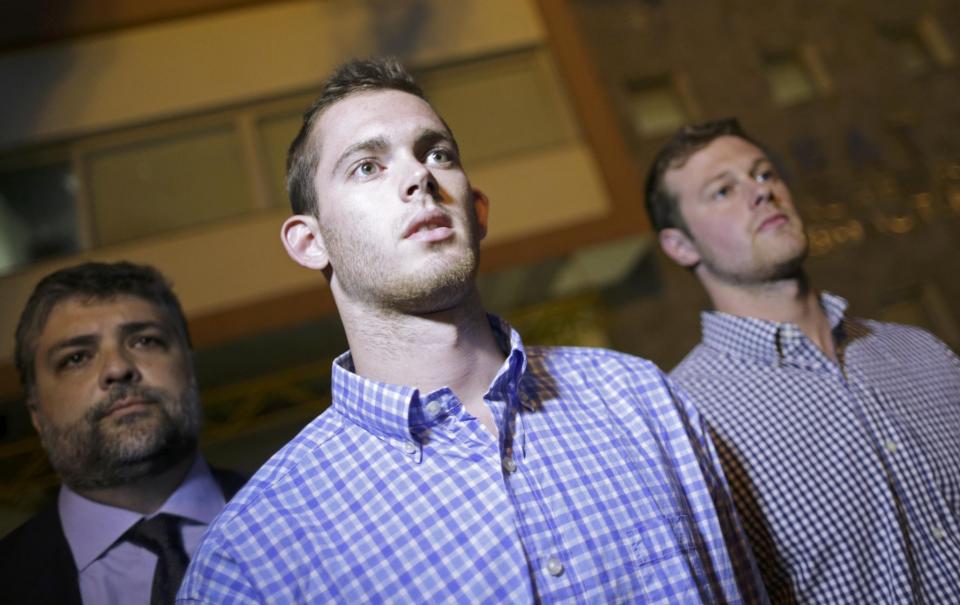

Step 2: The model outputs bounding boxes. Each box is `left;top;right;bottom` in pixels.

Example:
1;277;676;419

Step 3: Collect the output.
59;455;225;605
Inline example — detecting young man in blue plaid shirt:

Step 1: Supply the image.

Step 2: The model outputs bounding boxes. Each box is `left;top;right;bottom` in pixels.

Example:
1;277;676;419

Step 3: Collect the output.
178;59;766;604
647;118;960;603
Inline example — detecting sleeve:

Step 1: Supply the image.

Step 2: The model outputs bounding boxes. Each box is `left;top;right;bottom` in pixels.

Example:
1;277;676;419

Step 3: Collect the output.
176;533;263;605
668;377;770;605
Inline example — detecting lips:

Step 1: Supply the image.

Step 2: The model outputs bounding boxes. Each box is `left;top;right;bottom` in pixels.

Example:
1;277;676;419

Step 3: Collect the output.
756;212;789;232
102;398;153;419
402;210;454;243
93;388;160;421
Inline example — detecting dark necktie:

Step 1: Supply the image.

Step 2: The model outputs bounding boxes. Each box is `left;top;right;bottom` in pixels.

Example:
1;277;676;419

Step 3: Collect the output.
124;513;190;605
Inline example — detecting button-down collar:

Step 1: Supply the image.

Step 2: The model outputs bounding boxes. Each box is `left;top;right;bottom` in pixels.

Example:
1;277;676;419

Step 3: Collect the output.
329;315;531;445
700;292;848;366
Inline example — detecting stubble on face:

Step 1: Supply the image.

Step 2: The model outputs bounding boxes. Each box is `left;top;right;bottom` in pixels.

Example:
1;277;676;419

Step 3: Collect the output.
320;204;482;315
695;229;809;286
34;382;201;491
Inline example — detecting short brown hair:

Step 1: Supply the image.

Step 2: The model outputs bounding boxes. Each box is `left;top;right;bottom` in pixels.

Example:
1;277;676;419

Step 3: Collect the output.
286;57;428;216
15;261;191;394
644;118;759;233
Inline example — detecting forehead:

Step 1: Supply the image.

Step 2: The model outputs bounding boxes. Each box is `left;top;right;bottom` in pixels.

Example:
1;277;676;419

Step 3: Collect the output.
37;295;167;345
311;90;447;167
665;135;767;194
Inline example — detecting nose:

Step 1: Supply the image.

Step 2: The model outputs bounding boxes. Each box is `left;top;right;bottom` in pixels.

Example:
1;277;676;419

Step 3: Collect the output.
98;347;141;390
750;181;775;207
401;161;440;203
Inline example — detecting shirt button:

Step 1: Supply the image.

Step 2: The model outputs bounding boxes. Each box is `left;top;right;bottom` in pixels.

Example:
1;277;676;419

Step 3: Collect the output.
545;556;564;576
502;458;517;473
424;401;442;417
403;442;417;455
884;440;898;453
932;526;946;540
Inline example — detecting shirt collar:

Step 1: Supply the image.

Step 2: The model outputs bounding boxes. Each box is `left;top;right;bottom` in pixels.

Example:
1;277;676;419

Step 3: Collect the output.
330;314;530;442
58;454;225;572
700;291;848;363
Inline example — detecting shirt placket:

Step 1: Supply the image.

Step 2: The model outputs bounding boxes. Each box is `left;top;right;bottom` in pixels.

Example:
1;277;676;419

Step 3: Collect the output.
423;392;539;601
493;387;585;603
842;365;960;590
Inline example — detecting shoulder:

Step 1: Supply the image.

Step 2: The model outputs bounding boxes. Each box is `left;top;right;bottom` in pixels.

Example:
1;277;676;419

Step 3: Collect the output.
187;409;347;566
524;344;668;386
210;409;346;528
849;317;960;372
671;341;724;376
0;504;80;600
524;345;699;425
0;504;64;558
855;317;954;351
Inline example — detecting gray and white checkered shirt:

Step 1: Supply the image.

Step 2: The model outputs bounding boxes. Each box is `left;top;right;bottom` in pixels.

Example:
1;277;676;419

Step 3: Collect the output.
672;292;960;604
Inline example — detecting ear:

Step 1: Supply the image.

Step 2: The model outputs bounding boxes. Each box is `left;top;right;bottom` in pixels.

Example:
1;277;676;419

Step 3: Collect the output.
658;227;701;268
281;214;330;270
27;397;41;434
473;189;489;240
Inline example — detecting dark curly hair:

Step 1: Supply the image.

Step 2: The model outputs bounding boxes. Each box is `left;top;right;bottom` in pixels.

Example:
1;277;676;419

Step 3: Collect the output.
15;261;191;393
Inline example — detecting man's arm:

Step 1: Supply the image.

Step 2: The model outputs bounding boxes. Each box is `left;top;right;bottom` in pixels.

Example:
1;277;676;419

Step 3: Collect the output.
668;378;770;605
176;534;262;605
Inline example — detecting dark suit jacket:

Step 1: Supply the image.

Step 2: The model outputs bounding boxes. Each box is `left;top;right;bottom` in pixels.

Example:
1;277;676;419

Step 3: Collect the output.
0;467;246;605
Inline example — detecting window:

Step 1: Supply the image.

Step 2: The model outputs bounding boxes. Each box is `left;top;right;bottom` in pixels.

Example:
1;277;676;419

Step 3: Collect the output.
84;124;257;245
0;153;81;273
625;77;687;138
763;53;816;106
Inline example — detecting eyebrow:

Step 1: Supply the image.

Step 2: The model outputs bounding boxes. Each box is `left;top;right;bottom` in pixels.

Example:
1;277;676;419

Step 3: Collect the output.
119;320;168;337
416;128;458;154
331;136;388;176
45;334;99;363
747;157;772;177
701;157;769;194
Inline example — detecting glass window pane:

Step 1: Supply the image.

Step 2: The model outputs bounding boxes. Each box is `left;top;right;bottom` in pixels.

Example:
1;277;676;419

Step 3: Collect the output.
764;54;815;106
626;79;687;138
0;160;80;275
86;125;254;245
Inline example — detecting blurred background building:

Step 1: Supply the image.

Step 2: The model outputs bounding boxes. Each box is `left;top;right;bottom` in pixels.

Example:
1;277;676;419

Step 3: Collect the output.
1;0;958;533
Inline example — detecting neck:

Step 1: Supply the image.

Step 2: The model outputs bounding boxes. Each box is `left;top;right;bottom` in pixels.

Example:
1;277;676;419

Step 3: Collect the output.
336;288;506;435
74;451;196;515
702;272;837;361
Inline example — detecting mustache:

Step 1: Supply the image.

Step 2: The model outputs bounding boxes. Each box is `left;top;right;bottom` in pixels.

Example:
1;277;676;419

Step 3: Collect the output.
89;385;166;422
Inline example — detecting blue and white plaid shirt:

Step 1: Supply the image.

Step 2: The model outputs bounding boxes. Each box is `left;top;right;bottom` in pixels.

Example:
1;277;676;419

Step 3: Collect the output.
179;317;765;603
672;292;960;604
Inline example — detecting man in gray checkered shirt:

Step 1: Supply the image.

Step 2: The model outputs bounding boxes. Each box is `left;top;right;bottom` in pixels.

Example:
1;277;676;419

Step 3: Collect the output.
645;117;960;604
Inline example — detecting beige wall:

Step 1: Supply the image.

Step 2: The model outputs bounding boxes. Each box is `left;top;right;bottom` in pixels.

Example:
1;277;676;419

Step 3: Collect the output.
0;0;616;365
0;0;543;149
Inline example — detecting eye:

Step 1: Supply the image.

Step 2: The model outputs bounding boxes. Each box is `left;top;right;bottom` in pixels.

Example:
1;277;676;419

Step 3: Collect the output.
756;168;777;183
427;148;455;165
712;184;733;200
131;335;167;349
58;351;90;370
352;160;380;178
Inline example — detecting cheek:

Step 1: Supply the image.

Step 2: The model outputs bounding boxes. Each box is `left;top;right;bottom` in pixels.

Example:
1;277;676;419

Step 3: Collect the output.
690;218;742;254
33;378;95;425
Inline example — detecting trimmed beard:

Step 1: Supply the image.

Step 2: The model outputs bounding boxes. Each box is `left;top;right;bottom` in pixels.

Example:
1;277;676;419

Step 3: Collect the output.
35;383;202;491
698;234;810;287
323;208;483;315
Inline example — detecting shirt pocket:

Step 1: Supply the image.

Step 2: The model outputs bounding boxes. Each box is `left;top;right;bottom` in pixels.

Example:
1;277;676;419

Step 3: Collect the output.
631;513;698;566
